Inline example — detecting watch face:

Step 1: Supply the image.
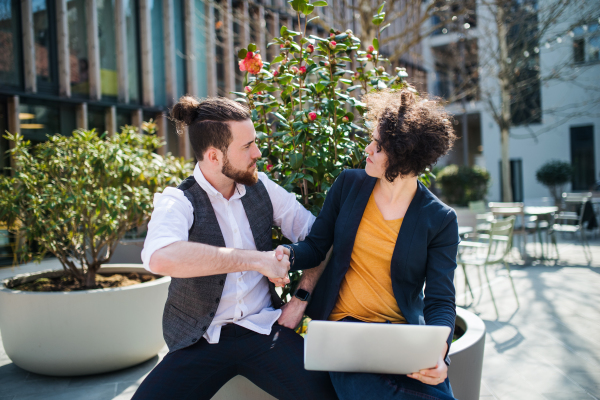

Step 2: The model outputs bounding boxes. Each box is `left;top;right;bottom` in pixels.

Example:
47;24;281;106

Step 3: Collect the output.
295;289;310;301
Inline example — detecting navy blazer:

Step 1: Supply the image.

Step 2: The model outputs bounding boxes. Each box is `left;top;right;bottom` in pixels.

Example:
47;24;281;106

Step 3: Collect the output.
289;169;459;361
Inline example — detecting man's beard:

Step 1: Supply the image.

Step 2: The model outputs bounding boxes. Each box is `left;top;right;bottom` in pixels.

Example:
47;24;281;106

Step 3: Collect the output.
222;154;259;186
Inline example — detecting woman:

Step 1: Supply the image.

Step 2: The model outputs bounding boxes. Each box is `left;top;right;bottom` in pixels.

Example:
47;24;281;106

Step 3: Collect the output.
283;89;458;400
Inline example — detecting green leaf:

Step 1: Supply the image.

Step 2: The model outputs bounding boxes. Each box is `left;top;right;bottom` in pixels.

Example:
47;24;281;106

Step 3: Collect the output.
379;23;391;34
373;38;379;51
248;43;257;52
302;3;314;15
272;55;284;64
289;153;303;169
377;1;386;14
339;79;352;85
345;112;355;122
315;83;326;93
304;174;314;184
289;0;304;12
307;16;320;24
312;0;328;5
238;48;248;59
280;25;288;37
304;156;318;167
372;16;385;25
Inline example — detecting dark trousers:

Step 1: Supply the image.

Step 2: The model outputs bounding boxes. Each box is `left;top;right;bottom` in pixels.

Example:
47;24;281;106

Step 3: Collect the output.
132;323;338;400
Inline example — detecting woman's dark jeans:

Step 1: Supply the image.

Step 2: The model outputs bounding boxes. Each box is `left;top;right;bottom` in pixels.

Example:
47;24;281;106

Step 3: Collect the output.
330;317;455;400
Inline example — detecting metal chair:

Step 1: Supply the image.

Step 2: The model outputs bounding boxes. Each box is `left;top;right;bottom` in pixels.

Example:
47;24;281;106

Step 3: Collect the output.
551;200;593;263
457;216;519;318
468;200;493;234
488;202;528;257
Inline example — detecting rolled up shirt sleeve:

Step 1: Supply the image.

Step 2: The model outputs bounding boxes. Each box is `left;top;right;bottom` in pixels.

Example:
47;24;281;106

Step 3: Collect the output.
258;173;315;242
141;187;194;272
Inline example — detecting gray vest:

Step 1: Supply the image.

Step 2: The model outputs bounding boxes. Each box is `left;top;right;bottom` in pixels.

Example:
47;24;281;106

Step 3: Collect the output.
162;176;284;353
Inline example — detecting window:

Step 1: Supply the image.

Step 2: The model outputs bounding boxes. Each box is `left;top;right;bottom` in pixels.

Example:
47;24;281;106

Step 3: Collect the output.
150;0;166;106
173;0;186;100
0;0;23;88
97;0;117;99
125;0;140;103
116;109;131;130
67;0;89;95
573;23;599;64
570;125;595;191
194;0;207;97
88;106;107;134
33;0;58;92
19;102;61;144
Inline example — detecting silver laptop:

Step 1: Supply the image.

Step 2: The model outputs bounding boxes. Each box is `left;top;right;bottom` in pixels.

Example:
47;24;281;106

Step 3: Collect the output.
304;320;450;375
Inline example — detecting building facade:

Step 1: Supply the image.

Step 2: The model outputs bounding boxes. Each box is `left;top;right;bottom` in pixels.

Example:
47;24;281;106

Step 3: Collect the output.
422;0;600;202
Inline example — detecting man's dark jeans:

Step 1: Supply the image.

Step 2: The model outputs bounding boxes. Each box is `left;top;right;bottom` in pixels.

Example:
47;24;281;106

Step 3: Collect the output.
132;323;337;400
329;317;455;400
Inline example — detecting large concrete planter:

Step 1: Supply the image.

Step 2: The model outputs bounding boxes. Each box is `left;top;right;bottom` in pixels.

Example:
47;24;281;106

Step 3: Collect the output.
0;264;170;376
448;307;486;400
211;307;486;400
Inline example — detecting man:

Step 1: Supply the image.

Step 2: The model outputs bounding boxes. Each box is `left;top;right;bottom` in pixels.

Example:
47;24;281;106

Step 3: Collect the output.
133;96;336;399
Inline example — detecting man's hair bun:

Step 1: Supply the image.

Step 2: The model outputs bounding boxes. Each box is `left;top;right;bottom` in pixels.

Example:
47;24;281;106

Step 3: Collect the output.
171;96;201;126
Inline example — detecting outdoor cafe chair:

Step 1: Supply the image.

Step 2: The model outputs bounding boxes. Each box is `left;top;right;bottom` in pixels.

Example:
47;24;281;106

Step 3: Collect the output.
488;202;531;256
468;200;493;233
457;216;519;318
551;200;593;263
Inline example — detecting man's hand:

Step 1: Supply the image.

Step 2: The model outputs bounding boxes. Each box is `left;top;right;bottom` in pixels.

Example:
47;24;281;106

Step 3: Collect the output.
407;344;448;386
269;245;291;287
277;297;308;329
259;250;290;280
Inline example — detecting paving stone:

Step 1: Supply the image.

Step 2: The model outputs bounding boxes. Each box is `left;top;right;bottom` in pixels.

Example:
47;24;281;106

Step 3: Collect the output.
66;356;159;388
113;381;142;400
14;383;116;400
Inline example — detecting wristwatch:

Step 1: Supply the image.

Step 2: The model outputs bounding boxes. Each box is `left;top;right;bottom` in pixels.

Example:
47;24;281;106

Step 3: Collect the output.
281;244;295;268
294;288;311;302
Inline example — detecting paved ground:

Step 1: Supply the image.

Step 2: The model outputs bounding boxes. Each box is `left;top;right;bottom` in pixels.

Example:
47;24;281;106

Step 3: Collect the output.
1;234;599;399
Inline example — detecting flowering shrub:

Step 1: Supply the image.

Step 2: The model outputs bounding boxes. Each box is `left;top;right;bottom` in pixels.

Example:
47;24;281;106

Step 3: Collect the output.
233;1;421;300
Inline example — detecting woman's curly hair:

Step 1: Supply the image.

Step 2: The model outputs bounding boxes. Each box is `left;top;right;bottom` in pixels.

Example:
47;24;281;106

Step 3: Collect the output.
362;89;457;182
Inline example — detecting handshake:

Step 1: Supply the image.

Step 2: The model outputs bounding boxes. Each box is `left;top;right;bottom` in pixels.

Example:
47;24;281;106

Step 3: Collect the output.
259;245;292;288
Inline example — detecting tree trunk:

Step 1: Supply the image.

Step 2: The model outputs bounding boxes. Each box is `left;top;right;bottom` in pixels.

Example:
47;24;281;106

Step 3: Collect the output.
496;1;513;202
84;269;97;288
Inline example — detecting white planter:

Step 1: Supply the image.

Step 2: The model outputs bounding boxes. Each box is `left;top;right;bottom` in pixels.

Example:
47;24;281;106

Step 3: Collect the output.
448;307;486;400
0;264;170;376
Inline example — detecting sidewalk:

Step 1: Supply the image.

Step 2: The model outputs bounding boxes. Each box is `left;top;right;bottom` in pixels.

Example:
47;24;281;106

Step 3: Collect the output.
1;236;599;399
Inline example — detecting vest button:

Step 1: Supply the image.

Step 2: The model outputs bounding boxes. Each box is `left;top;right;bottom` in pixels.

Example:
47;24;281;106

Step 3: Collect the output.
215;297;220;303
210;312;215;317
219;280;225;286
191;338;197;342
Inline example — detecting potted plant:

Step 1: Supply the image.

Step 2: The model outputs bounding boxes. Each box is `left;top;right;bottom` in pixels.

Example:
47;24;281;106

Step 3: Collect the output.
0;124;192;376
535;160;573;207
435;164;491;229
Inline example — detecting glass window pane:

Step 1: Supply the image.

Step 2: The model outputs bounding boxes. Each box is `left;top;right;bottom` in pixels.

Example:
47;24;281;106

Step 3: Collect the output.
150;0;165;106
173;0;186;99
0;101;9;173
0;0;22;87
19;102;60;144
116;109;131;130
98;0;117;99
125;0;140;103
193;0;206;97
33;0;53;84
67;0;88;95
88;106;107;134
587;35;599;62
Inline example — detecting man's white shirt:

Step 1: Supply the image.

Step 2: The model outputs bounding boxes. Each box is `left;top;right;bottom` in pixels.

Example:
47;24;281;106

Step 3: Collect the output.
141;164;315;344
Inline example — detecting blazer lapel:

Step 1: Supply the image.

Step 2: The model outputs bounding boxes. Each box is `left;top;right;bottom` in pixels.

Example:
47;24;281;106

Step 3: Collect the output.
339;175;377;269
391;181;426;277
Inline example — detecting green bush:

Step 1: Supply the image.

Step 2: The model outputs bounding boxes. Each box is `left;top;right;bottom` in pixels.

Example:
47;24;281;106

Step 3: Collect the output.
536;160;573;205
0;125;192;288
435;165;491;207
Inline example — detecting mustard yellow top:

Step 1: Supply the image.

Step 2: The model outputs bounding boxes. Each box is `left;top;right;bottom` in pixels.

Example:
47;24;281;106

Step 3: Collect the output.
329;192;407;324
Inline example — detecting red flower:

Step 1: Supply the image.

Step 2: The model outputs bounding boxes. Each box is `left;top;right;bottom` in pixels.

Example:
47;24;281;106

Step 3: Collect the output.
299;66;307;75
267;164;273;171
366;54;373;60
273;70;279;76
308;112;317;121
244;86;252;93
307;44;315;53
239;51;263;75
330;33;335;39
329;41;337;50
342;116;349;123
280;44;284;48
290;66;299;75
367;45;375;53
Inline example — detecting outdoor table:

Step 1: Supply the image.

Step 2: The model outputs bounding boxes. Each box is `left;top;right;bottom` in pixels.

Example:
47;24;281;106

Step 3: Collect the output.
524;206;558;260
458;226;473;237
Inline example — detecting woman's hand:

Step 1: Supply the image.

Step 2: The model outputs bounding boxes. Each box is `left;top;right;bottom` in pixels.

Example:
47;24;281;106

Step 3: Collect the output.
407;344;448;386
